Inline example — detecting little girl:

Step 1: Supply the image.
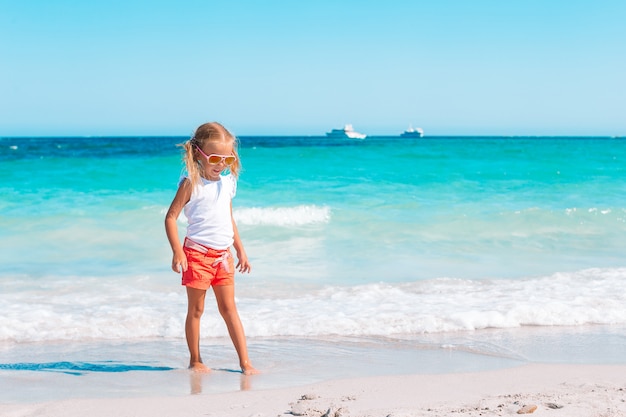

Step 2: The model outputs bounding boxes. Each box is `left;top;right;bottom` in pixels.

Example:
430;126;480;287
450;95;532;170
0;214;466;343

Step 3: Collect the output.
165;122;258;375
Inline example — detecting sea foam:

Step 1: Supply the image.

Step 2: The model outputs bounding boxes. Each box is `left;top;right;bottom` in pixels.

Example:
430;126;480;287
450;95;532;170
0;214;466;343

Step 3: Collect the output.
234;205;331;226
2;268;625;343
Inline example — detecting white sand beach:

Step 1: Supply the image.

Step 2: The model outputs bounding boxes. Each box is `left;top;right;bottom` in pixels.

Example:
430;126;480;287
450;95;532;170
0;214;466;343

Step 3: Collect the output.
2;363;625;417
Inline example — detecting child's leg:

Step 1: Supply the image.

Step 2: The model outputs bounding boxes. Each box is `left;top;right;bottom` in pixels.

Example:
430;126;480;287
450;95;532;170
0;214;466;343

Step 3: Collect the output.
185;286;210;372
212;284;259;375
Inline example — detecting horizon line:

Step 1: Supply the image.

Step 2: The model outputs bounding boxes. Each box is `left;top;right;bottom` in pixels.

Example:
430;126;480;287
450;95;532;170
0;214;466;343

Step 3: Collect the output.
1;134;624;139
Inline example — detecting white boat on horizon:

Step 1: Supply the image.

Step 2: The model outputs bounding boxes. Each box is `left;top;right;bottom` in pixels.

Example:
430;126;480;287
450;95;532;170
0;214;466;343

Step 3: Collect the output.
400;125;424;138
326;124;367;140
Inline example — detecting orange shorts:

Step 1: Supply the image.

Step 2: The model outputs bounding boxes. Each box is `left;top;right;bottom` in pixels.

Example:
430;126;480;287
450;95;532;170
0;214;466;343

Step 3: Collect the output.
182;238;235;290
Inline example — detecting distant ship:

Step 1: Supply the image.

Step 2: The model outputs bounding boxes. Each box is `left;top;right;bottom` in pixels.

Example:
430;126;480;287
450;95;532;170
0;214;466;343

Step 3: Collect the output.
400;125;424;138
326;124;367;140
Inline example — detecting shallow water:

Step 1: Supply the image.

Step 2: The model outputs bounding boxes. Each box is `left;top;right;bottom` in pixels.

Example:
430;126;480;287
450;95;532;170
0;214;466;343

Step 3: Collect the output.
2;324;624;403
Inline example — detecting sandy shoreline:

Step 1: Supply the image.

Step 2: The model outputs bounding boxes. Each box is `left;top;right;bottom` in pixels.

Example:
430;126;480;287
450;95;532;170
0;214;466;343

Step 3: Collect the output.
2;363;625;417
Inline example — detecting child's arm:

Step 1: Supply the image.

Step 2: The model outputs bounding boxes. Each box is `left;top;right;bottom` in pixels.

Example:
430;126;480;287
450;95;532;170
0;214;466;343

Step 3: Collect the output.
165;179;192;273
231;202;251;273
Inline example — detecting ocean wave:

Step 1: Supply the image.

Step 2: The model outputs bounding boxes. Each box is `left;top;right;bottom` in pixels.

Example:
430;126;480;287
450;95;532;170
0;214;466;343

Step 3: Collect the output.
243;267;626;337
234;205;331;226
1;268;625;343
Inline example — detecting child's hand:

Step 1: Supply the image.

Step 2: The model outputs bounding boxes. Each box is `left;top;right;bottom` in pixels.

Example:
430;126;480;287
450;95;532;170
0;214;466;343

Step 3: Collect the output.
171;251;188;273
236;254;251;273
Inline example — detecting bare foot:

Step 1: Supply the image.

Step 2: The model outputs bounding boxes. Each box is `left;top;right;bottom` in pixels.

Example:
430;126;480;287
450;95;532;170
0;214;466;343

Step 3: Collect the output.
241;362;260;375
189;362;211;373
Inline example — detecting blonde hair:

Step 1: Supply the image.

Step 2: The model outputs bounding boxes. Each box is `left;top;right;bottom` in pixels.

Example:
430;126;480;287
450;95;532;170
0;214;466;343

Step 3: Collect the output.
180;122;241;187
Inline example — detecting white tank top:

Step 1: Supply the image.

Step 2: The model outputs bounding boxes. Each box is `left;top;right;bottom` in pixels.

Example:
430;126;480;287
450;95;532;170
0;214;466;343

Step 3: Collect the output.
182;174;236;250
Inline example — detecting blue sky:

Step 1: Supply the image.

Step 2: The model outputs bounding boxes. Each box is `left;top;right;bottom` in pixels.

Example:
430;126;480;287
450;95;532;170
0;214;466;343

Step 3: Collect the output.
1;0;625;136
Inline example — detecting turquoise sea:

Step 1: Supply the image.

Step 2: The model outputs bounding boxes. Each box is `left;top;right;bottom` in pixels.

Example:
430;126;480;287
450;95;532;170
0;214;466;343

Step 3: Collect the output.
1;135;626;401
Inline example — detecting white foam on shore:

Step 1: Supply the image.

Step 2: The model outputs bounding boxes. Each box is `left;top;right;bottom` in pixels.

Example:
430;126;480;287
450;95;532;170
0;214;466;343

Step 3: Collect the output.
1;268;625;344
